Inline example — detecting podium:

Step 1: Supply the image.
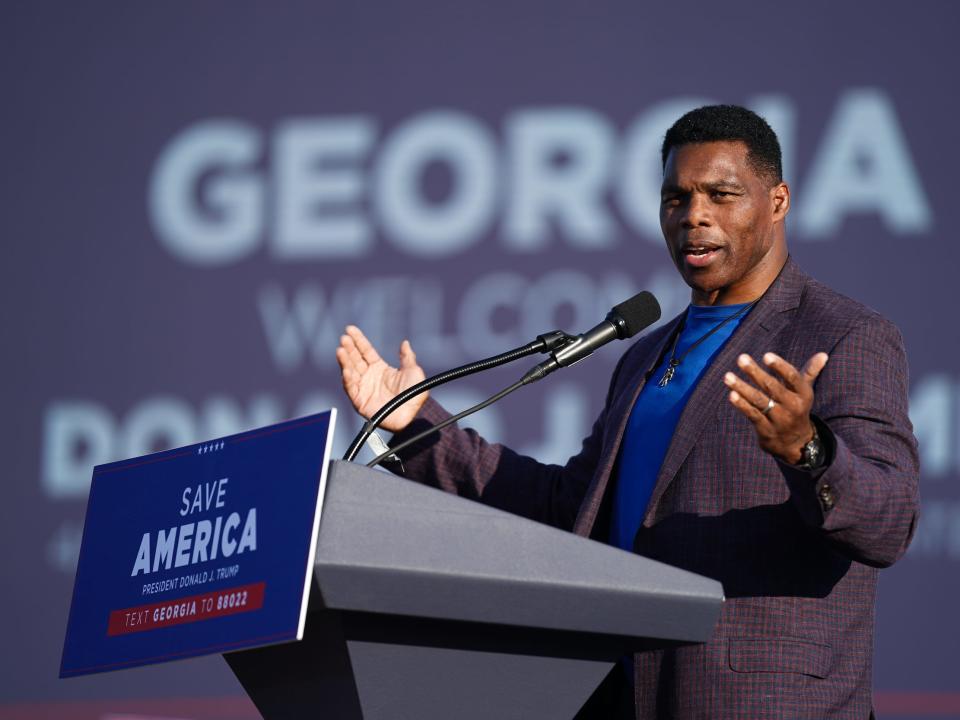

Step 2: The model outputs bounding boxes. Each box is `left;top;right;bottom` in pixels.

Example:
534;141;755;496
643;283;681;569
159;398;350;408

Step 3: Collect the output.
226;460;724;719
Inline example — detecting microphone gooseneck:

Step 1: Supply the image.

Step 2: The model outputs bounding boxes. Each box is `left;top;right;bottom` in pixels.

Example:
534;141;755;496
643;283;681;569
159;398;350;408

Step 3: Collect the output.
363;291;661;469
522;291;661;385
342;331;575;462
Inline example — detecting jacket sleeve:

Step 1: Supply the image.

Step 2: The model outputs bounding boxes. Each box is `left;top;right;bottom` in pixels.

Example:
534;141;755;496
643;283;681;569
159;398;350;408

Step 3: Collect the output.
387;353;631;531
780;316;920;567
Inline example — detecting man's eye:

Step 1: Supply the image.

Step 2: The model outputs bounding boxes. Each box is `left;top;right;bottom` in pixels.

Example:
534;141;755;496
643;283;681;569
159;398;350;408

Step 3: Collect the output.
661;196;680;206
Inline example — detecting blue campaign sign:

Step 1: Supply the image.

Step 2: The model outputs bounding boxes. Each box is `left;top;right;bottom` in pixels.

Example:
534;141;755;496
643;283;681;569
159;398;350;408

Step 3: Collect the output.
60;410;336;678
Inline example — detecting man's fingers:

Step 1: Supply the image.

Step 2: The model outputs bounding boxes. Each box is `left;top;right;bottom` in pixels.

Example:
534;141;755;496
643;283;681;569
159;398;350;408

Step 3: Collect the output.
728;389;772;428
735;354;789;402
336;351;362;398
801;352;829;384
760;352;805;392
335;350;358;383
724;370;778;414
346;325;382;365
338;332;368;372
399;339;418;369
761;351;828;390
335;346;358;377
335;346;349;372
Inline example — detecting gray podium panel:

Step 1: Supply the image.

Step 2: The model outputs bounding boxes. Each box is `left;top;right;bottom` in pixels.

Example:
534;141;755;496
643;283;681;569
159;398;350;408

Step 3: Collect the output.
227;460;724;719
338;610;623;720
317;461;722;644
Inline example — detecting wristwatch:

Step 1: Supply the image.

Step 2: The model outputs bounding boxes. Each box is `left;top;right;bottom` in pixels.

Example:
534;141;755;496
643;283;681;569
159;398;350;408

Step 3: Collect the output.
794;425;825;471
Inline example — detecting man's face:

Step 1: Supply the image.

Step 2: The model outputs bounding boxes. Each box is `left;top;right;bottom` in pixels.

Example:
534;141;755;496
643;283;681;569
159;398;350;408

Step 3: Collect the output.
659;140;788;305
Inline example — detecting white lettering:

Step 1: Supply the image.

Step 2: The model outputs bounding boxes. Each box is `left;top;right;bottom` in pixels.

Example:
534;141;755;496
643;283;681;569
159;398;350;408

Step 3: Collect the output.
147;96;935;267
523;269;600;341
41;402;114;499
909;375;952;478
192;520;212;564
274;117;375;259
148;120;263;265
120;397;195;460
517;383;590;465
174;522;195;568
908;500;960;557
797;88;932;238
132;533;151;576
181;478;230;516
211;515;223;561
505;108;615;251
374;110;497;256
618;96;711;243
216;477;228;508
749;94;796;184
202;396;282;437
456;272;527;358
237;508;257;554
256;282;368;373
153;527;177;573
221;512;241;557
180;487;191;517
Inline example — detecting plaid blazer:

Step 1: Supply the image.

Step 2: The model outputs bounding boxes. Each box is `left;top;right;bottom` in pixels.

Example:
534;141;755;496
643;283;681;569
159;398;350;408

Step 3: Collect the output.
392;257;920;719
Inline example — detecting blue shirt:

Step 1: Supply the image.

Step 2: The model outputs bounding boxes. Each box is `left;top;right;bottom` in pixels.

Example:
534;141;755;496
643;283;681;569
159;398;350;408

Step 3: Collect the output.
609;302;753;552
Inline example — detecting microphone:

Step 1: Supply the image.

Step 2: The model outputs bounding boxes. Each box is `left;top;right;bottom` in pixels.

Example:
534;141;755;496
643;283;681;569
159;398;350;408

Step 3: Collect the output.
342;329;576;462
521;291;661;384
366;291;662;468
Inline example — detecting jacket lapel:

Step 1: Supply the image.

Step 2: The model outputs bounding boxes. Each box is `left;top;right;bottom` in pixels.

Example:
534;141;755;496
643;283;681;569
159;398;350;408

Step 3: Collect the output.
572;315;682;536
608;317;683;440
642;258;807;524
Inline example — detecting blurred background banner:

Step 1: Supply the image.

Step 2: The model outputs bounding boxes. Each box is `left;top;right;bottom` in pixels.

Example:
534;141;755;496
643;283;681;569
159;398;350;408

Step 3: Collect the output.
3;2;957;718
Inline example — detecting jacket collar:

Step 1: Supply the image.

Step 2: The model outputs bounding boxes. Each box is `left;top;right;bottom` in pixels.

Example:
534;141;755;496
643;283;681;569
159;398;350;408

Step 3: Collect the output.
641;255;808;524
572;255;810;537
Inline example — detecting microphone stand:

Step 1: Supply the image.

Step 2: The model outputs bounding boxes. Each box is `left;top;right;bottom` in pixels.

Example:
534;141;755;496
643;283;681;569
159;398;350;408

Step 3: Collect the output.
366;376;527;468
356;290;662;468
342;331;574;463
365;347;570;469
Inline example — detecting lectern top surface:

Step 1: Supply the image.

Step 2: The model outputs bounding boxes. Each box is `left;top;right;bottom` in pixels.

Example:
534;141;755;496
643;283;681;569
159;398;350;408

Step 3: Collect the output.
314;461;723;643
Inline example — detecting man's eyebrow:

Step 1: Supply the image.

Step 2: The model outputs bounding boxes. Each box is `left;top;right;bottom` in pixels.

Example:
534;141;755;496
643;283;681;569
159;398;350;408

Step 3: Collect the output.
706;179;746;191
660;179;746;195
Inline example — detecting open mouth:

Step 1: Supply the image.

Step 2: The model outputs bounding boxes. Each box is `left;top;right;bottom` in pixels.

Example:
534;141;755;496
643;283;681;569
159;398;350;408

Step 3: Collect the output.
681;245;722;268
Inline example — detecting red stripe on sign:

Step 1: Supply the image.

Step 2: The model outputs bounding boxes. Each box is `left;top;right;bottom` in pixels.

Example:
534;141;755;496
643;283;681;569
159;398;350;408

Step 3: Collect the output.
107;582;265;636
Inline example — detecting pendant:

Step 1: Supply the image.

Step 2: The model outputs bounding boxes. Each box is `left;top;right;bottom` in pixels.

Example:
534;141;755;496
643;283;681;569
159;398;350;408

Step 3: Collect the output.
658;360;678;387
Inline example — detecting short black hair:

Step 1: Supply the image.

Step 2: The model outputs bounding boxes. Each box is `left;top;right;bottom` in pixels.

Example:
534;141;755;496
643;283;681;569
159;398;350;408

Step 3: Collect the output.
661;105;782;185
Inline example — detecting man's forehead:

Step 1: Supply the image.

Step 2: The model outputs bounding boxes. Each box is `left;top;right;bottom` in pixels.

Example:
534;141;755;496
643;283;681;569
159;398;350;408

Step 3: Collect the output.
662;140;755;184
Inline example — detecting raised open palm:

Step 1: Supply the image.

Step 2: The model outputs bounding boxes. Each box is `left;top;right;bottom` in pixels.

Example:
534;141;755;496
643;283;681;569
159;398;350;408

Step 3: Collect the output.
335;325;428;432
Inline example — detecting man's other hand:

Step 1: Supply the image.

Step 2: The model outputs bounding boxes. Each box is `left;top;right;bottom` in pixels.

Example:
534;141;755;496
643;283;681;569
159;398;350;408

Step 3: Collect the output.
335;325;428;432
724;351;829;465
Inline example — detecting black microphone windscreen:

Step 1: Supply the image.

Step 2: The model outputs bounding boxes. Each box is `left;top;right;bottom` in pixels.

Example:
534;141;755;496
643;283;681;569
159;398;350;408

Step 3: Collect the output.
613;292;661;337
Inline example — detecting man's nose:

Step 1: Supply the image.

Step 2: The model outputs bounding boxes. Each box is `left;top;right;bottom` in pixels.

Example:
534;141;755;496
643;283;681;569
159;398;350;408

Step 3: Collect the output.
681;193;711;228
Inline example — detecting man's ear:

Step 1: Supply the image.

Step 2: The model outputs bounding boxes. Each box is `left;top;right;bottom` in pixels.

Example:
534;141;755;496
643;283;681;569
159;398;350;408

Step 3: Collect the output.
772;181;790;222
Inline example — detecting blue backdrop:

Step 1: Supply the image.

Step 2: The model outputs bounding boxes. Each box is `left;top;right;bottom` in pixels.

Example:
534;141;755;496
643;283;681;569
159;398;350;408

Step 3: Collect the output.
3;2;957;718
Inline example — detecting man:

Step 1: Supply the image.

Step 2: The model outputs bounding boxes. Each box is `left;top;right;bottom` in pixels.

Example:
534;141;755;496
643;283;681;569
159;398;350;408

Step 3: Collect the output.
336;105;919;718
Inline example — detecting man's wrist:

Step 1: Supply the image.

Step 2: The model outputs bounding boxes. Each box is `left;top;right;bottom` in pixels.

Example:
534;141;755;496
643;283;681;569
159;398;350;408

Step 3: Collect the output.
793;421;826;471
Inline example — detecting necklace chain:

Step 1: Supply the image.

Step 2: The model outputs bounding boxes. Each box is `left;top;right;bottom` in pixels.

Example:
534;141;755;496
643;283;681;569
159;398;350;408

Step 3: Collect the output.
657;299;759;388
